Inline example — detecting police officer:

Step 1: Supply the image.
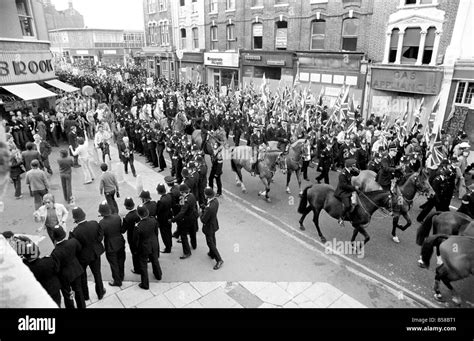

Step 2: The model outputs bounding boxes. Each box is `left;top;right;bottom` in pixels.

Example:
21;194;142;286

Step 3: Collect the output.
195;155;208;206
170;184;199;259
139;190;157;217
209;143;223;197
377;144;398;191
200;187;223;270
334;159;360;225
156;184;173;253
316;139;333;184
250;125;266;176
122;197;141;274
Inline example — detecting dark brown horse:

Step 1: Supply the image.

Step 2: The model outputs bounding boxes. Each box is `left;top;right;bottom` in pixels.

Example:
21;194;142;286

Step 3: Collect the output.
297;184;391;245
279;139;306;196
352;169;434;243
420;222;474;306
416;197;474;268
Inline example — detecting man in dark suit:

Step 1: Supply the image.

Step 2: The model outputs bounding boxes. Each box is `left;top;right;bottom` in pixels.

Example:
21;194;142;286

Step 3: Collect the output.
117;136;136;177
122;197;141;274
51;225;86;309
68;207;106;301
21;142;43;172
156;184;173;253
134;205;162;290
139;190;157;217
315;140;333;184
33;134;53;175
98;202;125;287
200;187;223;270
334;159;359;225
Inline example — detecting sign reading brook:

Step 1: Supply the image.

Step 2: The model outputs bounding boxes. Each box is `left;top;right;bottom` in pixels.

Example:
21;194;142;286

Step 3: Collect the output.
0;51;55;84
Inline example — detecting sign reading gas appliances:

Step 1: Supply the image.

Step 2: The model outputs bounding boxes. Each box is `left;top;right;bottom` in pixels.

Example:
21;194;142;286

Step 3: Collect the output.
204;52;239;68
0;52;55;84
371;68;443;95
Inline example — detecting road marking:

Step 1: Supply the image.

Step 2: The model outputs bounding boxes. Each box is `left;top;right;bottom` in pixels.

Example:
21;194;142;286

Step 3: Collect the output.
222;189;439;308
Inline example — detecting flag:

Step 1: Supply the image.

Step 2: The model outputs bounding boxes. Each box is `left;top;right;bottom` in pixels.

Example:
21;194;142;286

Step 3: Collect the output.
446;104;455;122
431;94;440;114
348;93;355;114
293;72;300;88
230;72;235;92
260;73;266;94
317;86;325;108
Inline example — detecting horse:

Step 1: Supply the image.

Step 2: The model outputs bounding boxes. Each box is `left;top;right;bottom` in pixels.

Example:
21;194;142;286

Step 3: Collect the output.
297;184;392;246
415;197;474;268
191;128;227;155
278;139;306;196
420;222;474;306
230;147;282;202
172;111;188;134
352;169;434;243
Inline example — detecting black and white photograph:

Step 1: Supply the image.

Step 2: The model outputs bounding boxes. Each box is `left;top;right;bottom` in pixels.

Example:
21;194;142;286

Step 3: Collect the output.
0;0;473;337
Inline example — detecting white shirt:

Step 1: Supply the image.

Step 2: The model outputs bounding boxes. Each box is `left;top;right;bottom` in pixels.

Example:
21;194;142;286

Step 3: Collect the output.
71;139;89;158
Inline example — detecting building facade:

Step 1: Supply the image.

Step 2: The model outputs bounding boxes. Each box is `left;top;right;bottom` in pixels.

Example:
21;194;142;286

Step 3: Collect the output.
41;0;84;31
49;28;125;66
123;30;146;65
363;0;460;133
142;0;176;80
172;0;206;84
0;0;59;116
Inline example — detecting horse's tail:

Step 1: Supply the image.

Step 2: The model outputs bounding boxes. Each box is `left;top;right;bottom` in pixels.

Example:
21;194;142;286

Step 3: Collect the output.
230;158;237;173
298;185;312;214
420;234;449;268
416;211;441;246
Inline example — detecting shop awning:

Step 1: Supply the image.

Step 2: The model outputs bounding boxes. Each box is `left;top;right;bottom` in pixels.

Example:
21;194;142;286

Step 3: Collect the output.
44;79;79;93
1;83;57;101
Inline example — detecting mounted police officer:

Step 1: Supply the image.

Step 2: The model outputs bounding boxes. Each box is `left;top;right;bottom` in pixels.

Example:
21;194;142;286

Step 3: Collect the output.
334;158;360;226
377;144;398;192
250;125;266;176
276;120;291;171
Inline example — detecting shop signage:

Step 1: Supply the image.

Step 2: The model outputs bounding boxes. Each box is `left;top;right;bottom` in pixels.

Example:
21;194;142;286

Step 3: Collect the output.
76;50;89;55
244;55;262;61
371;68;443;95
103;50;117;55
0;51;55;84
204;52;239;68
267;60;285;66
275;28;287;49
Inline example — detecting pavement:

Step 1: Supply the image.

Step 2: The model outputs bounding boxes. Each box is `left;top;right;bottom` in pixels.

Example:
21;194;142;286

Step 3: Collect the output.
0;139;449;308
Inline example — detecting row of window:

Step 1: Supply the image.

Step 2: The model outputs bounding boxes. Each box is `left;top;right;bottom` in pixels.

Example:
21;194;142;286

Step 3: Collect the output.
180;27;200;50
16;0;35;37
455;82;474;106
147;0;166;13
387;27;436;65
207;18;359;52
148;23;170;46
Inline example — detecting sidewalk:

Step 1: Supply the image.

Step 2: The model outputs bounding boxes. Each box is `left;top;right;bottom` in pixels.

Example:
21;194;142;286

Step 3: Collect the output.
85;280;366;308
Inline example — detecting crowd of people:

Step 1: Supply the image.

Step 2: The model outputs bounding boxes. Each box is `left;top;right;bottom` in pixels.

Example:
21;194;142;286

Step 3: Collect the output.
2;66;474;308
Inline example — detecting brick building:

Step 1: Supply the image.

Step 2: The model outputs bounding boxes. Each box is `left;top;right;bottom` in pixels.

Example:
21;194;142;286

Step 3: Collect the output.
142;0;176;80
362;0;461;134
41;0;84;31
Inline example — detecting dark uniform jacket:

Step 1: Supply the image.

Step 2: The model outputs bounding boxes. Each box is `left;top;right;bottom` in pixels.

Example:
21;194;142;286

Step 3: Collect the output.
144;200;157;217
250;133;265;147
24;257;61;297
69;220;105;264
134;217;160;256
122;209;140;247
334;169;356;199
377;156;397;188
171;193;198;232
318;148;333;170
355;148;369;170
99;214;125;253
117;140;134;162
275;127;290;150
51;238;84;282
156;193;173;226
200;198;219;235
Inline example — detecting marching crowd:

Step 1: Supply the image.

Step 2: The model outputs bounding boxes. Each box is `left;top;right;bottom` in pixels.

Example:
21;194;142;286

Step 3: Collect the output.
2;67;474;308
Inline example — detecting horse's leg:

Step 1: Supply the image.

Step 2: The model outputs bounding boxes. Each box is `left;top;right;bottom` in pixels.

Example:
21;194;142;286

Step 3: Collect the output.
391;214;401;243
286;171;291;194
259;177;271;202
295;168;303;196
399;210;412;231
350;228;359;243
433;264;459;304
312;209;326;243
358;225;371;245
237;167;246;193
299;206;312;231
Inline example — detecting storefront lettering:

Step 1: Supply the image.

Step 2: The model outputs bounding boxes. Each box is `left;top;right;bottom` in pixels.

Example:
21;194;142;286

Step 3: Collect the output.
0;59;54;77
371;69;442;95
207;57;223;65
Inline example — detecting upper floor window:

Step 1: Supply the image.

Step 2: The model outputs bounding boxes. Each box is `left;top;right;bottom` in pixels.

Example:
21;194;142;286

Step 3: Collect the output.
342;0;361;4
226;24;236;50
180;0;185;6
158;0;166;11
455;82;474;105
226;0;235;10
192;0;198;13
16;0;35;37
161;22;170;45
403;0;434;5
210;25;218;50
401;27;420;64
310;19;325;50
275;20;288;50
389;28;399;63
209;0;218;12
342;18;359;51
252;23;263;49
147;0;156;13
252;0;263;6
275;0;289;4
192;27;199;49
180;28;187;49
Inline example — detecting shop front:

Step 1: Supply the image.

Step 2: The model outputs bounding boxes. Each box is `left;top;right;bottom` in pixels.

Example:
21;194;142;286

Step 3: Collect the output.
296;51;366;109
0;46;59;117
204;52;239;92
240;50;295;93
367;65;443;129
178;52;204;84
